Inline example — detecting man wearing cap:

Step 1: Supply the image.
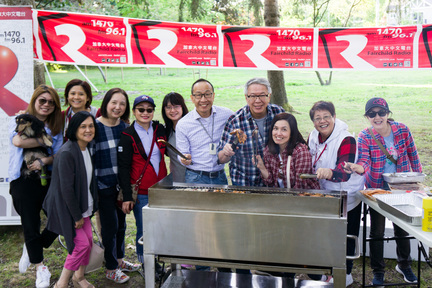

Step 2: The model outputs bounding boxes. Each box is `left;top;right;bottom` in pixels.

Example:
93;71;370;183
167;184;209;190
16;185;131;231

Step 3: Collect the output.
217;77;284;187
176;78;234;185
118;95;166;276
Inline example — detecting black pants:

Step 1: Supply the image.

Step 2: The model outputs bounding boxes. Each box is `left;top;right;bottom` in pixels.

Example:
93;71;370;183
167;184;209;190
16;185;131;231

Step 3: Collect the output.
10;176;57;264
98;186;126;270
369;208;412;274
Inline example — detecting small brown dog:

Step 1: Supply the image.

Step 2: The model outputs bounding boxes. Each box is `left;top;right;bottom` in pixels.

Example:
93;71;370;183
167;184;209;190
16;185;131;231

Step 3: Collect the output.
15;114;53;179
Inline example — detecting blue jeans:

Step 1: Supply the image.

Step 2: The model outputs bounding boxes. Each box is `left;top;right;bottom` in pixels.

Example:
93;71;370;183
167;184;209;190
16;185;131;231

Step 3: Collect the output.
133;194;149;264
185;169;228;185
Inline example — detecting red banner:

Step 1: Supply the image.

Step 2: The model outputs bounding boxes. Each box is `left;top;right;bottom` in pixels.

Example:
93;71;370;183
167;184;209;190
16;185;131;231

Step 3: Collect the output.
33;10;432;70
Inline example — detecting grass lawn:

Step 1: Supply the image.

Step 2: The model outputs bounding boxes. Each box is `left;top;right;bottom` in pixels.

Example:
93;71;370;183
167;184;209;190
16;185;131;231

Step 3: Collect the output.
1;67;431;287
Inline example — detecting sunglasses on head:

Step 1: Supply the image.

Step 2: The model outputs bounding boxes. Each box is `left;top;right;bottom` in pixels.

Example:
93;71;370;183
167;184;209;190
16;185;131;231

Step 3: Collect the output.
136;107;154;113
366;110;387;118
38;98;55;107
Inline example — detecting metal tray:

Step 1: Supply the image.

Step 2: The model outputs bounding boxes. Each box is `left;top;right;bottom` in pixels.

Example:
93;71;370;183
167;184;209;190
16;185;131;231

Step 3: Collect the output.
382;172;426;184
374;193;423;226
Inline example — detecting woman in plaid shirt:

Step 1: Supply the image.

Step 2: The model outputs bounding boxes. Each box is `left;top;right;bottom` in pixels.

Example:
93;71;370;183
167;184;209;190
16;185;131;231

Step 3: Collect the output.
347;97;422;285
255;113;319;189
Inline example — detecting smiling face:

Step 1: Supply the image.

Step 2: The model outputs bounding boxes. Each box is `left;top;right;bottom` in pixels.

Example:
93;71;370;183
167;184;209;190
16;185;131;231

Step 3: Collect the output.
67;85;88;112
312;109;335;141
133;102;154;128
34;92;55;121
366;107;389;131
76;116;95;149
164;101;183;123
190;81;214;118
272;120;291;150
245;84;270;119
106;92;127;120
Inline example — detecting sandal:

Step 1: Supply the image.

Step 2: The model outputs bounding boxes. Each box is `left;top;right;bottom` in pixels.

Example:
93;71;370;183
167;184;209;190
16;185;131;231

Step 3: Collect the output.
72;276;95;288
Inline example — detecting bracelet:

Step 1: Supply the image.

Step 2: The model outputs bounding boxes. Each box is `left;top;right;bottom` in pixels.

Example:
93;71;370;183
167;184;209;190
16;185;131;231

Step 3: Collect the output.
36;158;44;167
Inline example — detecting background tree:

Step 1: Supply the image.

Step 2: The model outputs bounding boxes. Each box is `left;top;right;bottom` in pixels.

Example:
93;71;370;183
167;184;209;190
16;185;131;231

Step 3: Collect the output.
264;0;290;110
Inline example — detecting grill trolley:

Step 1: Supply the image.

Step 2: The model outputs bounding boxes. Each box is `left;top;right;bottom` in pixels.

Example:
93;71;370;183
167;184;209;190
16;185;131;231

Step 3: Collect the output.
142;176;354;288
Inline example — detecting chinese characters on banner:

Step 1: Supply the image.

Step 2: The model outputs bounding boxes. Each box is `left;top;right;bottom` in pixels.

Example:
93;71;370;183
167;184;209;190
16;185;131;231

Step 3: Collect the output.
0;6;33;224
32;10;432;70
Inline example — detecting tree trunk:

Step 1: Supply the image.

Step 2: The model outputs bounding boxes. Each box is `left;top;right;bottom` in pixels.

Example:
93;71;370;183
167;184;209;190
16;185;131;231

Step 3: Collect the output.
0;0;44;88
264;0;290;111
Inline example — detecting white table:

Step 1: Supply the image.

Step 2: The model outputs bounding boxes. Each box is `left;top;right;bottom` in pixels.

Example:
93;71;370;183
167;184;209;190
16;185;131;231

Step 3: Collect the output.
357;191;432;287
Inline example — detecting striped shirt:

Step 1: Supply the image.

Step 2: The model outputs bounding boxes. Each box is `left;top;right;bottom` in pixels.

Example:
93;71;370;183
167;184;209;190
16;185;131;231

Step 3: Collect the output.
94;120;128;189
176;106;234;172
356;121;422;188
217;103;284;186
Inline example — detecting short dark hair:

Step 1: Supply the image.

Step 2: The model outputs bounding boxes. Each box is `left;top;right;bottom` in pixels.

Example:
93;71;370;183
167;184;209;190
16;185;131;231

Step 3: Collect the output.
64;79;93;109
267;113;306;155
191;78;214;94
66;111;97;142
162;92;189;138
309;101;336;121
100;88;130;122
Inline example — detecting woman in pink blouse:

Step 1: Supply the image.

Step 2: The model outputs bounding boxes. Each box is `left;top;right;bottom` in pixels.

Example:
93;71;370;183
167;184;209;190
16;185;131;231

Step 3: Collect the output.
255;113;319;189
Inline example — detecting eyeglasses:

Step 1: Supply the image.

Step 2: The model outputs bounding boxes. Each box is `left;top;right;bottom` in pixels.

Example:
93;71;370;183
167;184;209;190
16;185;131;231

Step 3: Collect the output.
366;110;387;118
313;115;333;123
38;98;55;107
192;92;213;99
247;94;269;100
165;105;181;111
136;108;154;113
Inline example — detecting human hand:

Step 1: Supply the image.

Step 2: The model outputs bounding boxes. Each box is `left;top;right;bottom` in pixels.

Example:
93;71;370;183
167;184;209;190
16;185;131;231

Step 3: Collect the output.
122;201;134;214
316;168;333;180
254;155;265;171
222;143;235;158
75;218;84;229
180;154;192;166
27;158;44;171
345;162;365;174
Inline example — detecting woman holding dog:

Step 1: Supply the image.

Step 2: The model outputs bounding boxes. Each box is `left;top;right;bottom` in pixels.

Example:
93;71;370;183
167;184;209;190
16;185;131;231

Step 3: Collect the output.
9;84;63;288
94;88;140;284
62;79;99;140
43;111;98;288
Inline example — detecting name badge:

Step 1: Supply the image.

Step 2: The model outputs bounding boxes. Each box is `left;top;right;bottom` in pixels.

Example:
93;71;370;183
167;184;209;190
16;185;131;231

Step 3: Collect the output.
209;143;217;155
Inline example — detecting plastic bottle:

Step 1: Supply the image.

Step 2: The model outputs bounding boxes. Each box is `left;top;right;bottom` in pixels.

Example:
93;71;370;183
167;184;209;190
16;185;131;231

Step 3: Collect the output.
422;197;432;232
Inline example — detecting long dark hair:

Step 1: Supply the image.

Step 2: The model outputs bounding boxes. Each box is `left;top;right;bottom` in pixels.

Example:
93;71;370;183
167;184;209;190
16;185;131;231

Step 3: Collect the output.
268;113;306;155
162;92;188;138
100;88;130;122
64;79;92;109
66;111;97;141
26;84;62;136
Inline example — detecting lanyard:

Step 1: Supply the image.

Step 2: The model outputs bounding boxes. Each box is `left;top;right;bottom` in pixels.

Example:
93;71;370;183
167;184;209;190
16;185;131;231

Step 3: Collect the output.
197;113;214;142
313;143;327;169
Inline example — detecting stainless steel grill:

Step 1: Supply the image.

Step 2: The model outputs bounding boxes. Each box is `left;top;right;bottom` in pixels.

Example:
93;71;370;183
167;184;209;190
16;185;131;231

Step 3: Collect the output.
142;175;350;288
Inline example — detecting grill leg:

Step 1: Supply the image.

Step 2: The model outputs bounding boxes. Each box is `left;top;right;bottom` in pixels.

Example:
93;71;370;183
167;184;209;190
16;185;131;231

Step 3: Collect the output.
333;268;346;288
144;253;156;288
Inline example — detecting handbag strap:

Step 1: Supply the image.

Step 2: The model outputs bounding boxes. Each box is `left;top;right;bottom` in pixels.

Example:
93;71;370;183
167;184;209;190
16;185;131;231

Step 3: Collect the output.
368;127;397;165
135;128;157;186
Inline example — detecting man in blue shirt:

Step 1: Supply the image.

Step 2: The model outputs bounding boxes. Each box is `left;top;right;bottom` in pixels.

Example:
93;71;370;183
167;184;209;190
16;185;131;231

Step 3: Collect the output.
176;78;233;185
217;77;284;187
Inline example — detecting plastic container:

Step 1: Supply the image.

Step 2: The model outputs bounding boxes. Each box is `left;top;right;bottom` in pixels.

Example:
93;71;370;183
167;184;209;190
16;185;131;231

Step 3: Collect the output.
422;197;432;232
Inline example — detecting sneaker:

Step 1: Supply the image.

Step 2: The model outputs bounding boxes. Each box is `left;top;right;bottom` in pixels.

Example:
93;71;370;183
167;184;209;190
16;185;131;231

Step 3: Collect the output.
320;275;333;282
35;265;51;288
19;244;30;273
372;272;384;286
119;260;140;272
106;269;130;284
346;273;354;286
395;265;418;283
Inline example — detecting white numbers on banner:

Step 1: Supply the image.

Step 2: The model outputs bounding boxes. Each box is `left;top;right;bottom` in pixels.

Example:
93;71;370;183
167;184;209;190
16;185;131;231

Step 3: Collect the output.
147;29;185;66
54;24;95;64
239;34;278;69
335;35;375;69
